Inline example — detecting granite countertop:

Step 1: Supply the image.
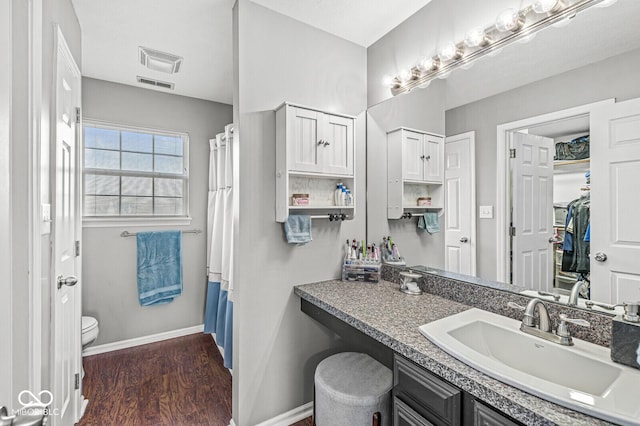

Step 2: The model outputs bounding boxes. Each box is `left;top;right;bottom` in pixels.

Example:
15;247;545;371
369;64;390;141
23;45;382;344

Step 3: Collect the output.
295;279;614;426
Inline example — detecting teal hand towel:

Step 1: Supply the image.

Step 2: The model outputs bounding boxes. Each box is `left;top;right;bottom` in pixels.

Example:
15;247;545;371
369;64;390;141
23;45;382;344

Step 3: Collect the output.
284;215;312;244
418;212;440;234
137;231;183;306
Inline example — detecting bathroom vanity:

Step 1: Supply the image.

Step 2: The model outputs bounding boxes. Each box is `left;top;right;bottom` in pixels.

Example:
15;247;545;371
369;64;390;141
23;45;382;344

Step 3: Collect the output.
295;269;625;425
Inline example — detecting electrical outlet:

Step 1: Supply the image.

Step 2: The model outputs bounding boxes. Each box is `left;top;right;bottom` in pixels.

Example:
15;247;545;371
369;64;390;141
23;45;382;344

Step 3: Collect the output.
479;205;493;219
42;203;51;222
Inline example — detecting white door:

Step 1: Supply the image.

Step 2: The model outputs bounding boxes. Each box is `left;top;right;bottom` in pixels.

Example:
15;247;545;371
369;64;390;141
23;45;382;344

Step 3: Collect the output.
591;98;640;303
512;132;554;291
51;27;82;426
424;135;443;183
402;130;424;181
289;106;320;173
321;114;353;175
0;0;12;408
445;132;476;275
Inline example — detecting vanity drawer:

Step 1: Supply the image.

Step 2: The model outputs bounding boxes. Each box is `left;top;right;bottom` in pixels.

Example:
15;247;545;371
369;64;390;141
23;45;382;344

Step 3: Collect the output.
394;355;461;426
394;397;435;426
471;399;520;426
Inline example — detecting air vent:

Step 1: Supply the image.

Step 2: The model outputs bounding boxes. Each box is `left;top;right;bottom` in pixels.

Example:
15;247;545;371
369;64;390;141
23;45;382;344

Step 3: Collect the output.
139;47;183;74
136;76;175;90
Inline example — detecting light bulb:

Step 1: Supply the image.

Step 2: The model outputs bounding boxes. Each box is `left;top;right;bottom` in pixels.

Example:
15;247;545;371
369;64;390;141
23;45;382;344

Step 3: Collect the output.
399;68;414;83
464;27;488;48
518;33;536;44
437;71;451;80
417;57;438;73
533;0;561;14
382;75;394;87
495;8;525;32
438;41;462;62
418;80;432;89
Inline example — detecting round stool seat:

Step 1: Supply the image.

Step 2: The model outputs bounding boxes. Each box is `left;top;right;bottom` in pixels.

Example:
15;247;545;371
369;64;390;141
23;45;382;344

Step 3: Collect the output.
315;352;392;426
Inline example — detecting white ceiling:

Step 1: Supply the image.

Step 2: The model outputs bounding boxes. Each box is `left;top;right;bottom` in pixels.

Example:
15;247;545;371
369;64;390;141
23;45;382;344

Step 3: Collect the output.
72;0;235;104
250;0;433;47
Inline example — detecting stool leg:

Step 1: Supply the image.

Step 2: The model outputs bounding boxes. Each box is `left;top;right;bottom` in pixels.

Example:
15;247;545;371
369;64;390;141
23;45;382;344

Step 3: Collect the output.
372;412;380;426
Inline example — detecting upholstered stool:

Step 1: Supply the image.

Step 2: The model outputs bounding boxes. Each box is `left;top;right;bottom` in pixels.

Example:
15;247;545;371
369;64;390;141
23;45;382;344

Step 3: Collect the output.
314;352;393;426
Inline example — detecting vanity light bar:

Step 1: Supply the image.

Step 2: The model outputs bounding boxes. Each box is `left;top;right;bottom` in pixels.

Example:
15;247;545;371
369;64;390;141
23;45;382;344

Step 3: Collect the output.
389;0;614;96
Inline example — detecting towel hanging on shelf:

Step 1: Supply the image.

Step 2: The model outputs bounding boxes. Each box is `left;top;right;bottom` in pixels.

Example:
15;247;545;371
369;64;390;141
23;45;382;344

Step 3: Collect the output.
284;215;312;244
418;212;440;234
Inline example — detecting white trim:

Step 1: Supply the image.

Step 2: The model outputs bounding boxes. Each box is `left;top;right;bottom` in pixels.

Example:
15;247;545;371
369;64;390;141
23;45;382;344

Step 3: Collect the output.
495;99;615;282
83;216;192;228
228;420;237;426
254;402;313;426
82;324;204;356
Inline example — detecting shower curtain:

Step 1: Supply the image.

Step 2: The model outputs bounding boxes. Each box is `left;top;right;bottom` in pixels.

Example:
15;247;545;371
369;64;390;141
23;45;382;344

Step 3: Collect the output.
204;124;234;369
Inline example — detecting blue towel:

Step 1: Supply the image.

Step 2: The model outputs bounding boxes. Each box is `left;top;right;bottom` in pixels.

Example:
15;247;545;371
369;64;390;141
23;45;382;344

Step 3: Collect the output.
136;231;183;306
418;212;440;234
284;215;312;244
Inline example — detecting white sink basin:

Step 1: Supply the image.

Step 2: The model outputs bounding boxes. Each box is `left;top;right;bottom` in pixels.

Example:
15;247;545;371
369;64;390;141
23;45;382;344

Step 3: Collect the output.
419;308;640;425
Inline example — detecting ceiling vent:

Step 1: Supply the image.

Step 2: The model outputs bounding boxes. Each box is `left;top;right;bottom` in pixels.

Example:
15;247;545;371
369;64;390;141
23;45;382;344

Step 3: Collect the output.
136;76;175;90
139;47;183;74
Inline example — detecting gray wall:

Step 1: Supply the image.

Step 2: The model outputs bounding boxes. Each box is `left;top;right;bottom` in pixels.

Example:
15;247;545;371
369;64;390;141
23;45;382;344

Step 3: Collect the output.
367;80;447;268
446;47;640;281
233;1;367;424
81;78;232;345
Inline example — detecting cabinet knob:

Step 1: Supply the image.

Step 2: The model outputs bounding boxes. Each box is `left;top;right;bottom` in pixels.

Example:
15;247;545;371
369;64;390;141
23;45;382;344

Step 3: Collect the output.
317;140;324;145
420;155;425;160
425;155;431;160
324;141;330;146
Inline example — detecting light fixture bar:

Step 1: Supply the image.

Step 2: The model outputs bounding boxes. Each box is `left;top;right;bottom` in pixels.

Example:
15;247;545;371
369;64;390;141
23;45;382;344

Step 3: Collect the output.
390;0;610;96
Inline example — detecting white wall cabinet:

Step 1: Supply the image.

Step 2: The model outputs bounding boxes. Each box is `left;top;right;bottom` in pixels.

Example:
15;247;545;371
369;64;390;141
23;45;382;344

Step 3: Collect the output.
288;105;354;175
388;127;444;219
276;102;356;222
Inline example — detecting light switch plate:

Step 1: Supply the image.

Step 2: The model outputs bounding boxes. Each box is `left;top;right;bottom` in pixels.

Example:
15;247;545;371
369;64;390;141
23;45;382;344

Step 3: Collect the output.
42;203;51;222
479;205;493;219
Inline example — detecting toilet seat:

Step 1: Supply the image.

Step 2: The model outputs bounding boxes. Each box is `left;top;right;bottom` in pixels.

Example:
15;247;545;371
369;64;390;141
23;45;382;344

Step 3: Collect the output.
82;316;98;333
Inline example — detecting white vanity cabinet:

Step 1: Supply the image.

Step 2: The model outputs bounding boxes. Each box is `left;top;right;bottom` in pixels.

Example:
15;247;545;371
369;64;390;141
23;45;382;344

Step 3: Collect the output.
387;127;444;219
275;103;356;223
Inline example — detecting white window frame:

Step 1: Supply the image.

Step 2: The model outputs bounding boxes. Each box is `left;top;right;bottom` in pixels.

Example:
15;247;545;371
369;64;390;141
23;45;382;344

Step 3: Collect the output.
82;119;192;227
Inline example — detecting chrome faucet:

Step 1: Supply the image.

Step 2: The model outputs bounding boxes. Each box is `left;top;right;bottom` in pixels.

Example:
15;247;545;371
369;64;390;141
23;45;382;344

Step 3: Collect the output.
508;297;590;346
568;280;588;306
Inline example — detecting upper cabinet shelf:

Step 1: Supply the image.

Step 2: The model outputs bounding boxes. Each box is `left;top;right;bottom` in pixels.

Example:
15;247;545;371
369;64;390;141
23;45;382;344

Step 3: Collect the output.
275;103;356;223
387;127;444;219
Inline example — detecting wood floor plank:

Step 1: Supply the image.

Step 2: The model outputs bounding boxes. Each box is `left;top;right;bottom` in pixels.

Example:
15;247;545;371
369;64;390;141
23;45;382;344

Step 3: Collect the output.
79;333;232;426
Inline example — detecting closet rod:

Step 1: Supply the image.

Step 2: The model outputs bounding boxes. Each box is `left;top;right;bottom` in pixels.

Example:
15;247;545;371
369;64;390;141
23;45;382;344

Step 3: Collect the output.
120;229;202;237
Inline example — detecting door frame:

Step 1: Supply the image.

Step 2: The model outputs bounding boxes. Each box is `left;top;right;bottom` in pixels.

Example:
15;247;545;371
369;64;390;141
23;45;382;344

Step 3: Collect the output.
495;99;614;283
444;131;477;276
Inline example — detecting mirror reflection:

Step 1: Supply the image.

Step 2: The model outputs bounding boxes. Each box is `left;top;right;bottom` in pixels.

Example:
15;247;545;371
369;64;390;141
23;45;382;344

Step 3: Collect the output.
366;0;640;311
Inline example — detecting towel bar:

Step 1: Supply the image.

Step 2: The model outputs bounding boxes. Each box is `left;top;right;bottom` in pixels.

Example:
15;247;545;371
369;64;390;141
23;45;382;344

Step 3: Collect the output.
120;229;202;237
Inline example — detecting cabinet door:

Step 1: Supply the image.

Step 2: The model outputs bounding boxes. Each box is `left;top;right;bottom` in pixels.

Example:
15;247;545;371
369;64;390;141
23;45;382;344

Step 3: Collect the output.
424;135;443;183
394;397;435;426
472;401;519;426
402;130;425;181
320;113;354;175
289;107;322;173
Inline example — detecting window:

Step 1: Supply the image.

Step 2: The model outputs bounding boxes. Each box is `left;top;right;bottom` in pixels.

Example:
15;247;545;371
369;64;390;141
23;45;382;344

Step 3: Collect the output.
82;121;189;220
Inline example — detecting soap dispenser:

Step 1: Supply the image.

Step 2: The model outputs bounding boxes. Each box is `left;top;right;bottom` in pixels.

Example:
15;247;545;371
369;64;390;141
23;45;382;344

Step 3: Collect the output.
611;301;640;369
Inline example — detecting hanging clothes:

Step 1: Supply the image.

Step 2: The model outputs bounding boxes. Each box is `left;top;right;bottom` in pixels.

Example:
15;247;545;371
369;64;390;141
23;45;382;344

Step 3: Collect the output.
204;124;235;370
561;194;590;273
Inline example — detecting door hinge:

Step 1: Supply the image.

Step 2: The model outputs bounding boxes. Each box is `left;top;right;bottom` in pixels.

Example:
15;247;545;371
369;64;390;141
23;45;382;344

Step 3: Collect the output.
509;226;516;237
75;240;80;257
509;148;516;159
76;107;81;124
75;373;80;390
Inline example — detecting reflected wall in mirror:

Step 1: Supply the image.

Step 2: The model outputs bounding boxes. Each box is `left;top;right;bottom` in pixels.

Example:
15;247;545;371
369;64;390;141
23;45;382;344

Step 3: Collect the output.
366;0;640;307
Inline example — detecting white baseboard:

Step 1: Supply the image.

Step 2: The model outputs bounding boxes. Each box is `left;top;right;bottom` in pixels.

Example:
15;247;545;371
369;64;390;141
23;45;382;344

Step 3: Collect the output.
82;324;204;356
228;420;236;426
255;402;313;426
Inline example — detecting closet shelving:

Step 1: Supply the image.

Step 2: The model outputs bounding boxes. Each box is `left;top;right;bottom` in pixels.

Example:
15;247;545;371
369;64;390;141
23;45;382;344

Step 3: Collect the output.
275;102;356;222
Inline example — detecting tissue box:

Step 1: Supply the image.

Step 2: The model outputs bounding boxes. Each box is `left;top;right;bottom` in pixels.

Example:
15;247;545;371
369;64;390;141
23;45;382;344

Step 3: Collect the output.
291;193;309;206
611;316;640;370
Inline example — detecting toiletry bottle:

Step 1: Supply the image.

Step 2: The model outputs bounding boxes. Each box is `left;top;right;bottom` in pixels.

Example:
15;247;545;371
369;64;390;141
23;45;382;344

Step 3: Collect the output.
334;182;343;206
340;186;347;206
345;189;352;206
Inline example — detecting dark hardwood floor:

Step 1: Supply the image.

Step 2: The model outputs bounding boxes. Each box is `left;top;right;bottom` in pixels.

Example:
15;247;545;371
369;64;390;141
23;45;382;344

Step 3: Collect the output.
290;417;313;426
79;333;232;426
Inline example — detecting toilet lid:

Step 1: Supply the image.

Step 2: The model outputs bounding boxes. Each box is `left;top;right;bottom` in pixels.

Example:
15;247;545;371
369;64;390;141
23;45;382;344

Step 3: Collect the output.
82;316;98;332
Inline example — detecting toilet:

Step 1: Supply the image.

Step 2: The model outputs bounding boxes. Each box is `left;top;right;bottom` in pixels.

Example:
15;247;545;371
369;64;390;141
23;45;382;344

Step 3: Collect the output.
81;316;99;349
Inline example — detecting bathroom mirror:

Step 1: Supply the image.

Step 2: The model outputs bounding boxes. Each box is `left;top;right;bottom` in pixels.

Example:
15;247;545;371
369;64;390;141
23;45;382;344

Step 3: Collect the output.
366;0;640;309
